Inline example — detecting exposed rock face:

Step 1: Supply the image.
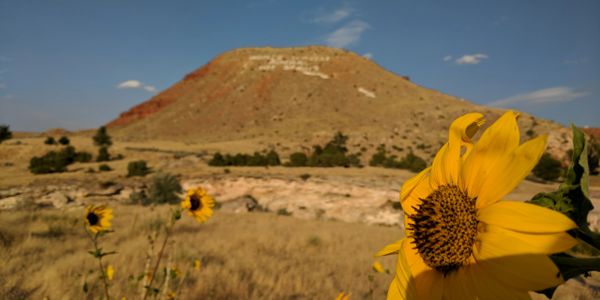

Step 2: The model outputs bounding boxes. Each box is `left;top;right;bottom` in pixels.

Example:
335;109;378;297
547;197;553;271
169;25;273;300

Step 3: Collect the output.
182;176;404;226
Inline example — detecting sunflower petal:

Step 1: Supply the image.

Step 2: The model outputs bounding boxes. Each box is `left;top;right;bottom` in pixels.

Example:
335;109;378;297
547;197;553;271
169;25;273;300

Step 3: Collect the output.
477;254;563;292
442;267;478;300
461;111;520;201
476;224;577;259
387;239;418;300
475;135;548;208
430;113;485;187
403;238;443;300
466;264;531;300
478;201;577;233
376;239;403;257
400;167;432;215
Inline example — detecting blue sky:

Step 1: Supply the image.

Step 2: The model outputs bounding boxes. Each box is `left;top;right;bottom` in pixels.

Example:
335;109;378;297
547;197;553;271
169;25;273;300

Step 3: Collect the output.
0;0;598;131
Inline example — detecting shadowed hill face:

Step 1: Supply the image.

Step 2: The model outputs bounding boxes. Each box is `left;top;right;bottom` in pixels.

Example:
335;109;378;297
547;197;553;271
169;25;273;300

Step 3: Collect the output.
106;46;563;160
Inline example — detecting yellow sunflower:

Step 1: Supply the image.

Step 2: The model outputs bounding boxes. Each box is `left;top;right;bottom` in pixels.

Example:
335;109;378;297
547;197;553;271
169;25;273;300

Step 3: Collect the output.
379;111;577;299
335;291;351;300
84;205;113;234
181;187;214;223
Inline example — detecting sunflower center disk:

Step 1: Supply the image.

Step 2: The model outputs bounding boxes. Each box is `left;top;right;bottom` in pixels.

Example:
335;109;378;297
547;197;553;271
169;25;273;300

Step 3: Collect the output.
87;213;99;226
190;195;202;211
409;184;478;274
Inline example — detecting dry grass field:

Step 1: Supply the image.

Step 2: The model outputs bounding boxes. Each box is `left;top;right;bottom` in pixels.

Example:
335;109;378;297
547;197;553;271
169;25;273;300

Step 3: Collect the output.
0;204;402;299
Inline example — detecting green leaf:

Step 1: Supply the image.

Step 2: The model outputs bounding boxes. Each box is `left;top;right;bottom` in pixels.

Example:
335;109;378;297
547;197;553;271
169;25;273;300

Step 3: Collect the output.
529;125;595;236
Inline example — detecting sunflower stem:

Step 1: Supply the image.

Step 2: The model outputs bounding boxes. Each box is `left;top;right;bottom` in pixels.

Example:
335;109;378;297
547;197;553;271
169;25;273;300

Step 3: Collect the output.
92;233;111;300
143;218;177;300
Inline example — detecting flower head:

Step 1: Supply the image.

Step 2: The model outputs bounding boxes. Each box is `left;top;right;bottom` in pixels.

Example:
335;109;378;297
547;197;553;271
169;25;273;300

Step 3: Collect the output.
181;187;214;223
373;261;385;273
84;205;113;233
380;111;577;299
335;291;351;300
106;265;114;281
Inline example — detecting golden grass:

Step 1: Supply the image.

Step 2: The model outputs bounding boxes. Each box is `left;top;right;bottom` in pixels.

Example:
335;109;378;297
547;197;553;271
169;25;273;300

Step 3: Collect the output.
0;204;403;299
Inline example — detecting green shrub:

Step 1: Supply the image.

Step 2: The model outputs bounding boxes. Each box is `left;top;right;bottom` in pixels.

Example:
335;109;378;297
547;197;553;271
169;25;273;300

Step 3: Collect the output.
147;173;182;205
96;146;110;162
398;152;427;172
0;124;11;143
127;160;150;177
299;173;311;181
98;164;112;171
208;152;226;166
44;137;56;145
265;150;281;166
304;132;361;168
369;144;387;167
58;136;70;145
289;152;308;166
533;153;563;181
93;126;112;147
74;151;93;163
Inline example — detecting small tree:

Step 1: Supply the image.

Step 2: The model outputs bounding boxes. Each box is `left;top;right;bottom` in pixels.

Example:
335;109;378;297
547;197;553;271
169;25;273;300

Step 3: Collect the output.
128;160;150;177
533;153;563;181
44;137;56;145
0;124;11;144
208;152;226;166
58;136;70;145
96;146;110;162
93;126;112;147
75;151;93;163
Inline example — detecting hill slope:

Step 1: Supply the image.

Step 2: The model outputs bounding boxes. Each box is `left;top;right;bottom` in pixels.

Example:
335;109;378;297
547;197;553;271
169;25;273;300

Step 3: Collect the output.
107;46;565;160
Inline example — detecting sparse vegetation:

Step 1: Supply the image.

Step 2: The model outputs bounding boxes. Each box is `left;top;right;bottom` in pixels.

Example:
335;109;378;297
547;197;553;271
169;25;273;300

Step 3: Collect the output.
0;124;11;143
147;172;183;205
209;150;282;167
533;153;563;181
98;164;112;171
93;126;112;147
304;132;362;168
58;136;70;145
74;151;93;163
29;146;78;174
127;160;150;177
96;146;110;162
369;144;427;172
44;136;56;145
288;152;308;167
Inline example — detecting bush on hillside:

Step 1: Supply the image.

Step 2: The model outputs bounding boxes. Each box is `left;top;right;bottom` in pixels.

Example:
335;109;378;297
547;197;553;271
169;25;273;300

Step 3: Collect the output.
98;164;112;171
288;152;308;167
0;125;11;144
305;132;362;168
127;160;150;177
96;146;110;162
74;151;93;163
533;153;563;181
29;146;76;174
208;150;282;167
44;137;56;145
148;173;183;205
93;126;112;147
58;136;70;145
369;144;427;172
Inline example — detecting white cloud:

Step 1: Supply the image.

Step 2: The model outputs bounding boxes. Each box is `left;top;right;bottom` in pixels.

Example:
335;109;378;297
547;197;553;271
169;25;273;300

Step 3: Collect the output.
455;53;488;65
143;85;158;93
326;20;370;48
116;80;158;93
489;86;589;107
443;55;453;62
311;6;353;24
363;52;373;59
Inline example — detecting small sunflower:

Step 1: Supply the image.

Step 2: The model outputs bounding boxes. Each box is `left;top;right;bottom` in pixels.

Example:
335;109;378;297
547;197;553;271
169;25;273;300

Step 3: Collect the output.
194;259;202;270
181;187;214;223
373;261;385;273
380;111;577;299
106;265;114;281
84;205;113;234
335;291;351;300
